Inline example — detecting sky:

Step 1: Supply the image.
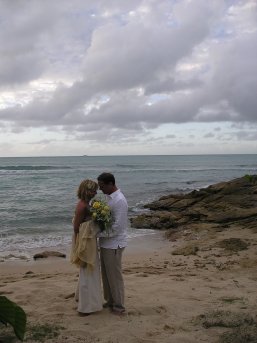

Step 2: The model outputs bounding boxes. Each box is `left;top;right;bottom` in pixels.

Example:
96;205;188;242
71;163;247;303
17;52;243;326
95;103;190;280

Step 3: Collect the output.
0;0;257;157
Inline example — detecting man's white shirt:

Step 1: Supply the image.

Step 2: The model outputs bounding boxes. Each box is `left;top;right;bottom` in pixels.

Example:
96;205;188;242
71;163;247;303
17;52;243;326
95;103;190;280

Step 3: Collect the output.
98;189;128;249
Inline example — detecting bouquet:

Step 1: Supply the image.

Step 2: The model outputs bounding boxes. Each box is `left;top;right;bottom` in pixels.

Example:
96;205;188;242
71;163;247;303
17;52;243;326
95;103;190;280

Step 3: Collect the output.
91;199;112;233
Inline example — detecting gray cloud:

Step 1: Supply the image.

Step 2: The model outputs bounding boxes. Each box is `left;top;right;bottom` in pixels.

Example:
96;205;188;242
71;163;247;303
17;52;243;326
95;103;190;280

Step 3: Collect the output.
235;130;257;141
0;0;256;140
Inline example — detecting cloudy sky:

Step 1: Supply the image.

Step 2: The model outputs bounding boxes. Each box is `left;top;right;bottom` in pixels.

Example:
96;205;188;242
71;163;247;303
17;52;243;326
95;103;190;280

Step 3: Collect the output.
0;0;256;157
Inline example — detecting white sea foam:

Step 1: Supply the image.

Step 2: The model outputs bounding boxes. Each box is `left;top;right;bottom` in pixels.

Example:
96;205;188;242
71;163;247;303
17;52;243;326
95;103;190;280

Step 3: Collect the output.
0;229;158;262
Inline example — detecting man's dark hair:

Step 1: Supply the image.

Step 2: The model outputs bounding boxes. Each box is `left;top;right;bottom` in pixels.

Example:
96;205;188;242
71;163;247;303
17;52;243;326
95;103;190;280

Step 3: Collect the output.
97;172;115;185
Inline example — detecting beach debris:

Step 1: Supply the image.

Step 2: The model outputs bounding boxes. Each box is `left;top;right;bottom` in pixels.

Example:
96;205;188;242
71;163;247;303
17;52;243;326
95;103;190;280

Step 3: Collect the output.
33;251;66;260
0;290;13;295
23;271;37;279
0;254;30;262
64;292;75;299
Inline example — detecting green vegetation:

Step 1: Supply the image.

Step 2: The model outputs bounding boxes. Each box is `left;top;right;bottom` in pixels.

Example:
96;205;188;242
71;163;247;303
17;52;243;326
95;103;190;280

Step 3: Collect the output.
219;323;257;343
197;310;253;329
244;174;257;184
26;323;64;342
196;310;257;343
0;296;26;341
216;238;249;252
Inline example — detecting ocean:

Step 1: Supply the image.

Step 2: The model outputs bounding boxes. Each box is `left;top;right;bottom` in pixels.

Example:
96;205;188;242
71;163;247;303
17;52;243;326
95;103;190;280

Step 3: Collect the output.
0;154;257;261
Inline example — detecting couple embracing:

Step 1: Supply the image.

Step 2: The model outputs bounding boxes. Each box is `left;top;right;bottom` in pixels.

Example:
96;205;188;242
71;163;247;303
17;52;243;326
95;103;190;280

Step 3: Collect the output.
70;172;128;316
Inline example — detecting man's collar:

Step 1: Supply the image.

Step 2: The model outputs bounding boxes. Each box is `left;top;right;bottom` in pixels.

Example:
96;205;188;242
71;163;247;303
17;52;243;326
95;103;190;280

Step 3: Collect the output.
107;189;120;199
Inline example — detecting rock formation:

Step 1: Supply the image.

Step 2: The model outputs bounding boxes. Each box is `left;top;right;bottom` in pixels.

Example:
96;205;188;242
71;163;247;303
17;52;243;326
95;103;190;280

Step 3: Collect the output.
130;175;257;233
33;251;66;260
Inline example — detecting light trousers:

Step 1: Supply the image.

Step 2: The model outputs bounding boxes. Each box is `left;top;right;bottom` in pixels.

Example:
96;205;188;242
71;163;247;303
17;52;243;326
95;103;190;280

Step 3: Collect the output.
100;247;125;309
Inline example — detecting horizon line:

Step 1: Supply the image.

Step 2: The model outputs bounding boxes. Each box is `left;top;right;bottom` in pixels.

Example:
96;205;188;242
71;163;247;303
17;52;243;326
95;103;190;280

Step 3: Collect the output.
0;153;257;158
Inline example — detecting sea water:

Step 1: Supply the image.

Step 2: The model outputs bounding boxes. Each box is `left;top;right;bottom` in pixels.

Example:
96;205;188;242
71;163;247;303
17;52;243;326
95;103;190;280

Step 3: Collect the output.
0;154;256;259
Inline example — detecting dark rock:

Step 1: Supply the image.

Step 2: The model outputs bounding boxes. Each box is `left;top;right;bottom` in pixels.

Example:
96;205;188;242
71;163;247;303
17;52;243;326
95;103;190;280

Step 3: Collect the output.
130;175;257;232
33;251;66;260
131;211;178;230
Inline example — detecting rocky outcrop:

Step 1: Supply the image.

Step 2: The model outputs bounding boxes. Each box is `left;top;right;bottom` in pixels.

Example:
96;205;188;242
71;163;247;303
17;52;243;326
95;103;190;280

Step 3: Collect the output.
130;175;257;232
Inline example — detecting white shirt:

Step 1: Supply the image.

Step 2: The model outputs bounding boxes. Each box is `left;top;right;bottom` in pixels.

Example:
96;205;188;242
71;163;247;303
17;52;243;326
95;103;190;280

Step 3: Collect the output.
98;189;128;249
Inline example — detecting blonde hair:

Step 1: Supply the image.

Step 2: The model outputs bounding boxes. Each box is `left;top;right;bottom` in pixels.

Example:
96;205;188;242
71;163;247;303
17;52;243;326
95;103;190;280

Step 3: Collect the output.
77;179;98;201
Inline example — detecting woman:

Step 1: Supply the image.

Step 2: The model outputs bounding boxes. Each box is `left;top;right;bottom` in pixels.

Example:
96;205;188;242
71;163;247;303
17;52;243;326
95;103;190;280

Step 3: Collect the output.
70;179;102;315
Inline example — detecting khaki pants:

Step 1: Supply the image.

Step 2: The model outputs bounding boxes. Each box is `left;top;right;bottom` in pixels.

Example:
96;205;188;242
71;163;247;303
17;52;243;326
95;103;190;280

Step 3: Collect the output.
100;247;125;309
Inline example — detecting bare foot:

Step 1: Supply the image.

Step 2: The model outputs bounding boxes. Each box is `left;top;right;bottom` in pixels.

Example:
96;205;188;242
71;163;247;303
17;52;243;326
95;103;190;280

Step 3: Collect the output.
78;312;91;316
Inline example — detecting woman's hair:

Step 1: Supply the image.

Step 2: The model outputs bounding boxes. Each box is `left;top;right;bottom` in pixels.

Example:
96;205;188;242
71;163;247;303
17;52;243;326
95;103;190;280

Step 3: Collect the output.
77;179;98;200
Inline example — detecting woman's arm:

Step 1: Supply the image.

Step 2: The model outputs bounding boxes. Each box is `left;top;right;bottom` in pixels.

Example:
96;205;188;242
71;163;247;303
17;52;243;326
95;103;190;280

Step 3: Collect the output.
73;201;87;239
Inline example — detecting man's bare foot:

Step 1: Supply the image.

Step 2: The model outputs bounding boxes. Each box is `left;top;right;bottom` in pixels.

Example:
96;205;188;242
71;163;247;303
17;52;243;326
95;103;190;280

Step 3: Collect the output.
78;312;91;316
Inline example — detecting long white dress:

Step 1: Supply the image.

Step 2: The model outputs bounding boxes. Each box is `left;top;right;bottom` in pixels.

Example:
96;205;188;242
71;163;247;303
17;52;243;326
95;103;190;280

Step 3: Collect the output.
71;221;103;314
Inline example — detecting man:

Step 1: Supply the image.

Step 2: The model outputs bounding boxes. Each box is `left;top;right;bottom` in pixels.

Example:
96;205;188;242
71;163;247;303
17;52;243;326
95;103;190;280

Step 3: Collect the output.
97;172;128;315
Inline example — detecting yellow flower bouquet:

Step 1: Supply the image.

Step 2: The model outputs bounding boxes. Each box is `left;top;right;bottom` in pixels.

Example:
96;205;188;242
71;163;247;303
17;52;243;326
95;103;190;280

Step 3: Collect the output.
91;199;112;232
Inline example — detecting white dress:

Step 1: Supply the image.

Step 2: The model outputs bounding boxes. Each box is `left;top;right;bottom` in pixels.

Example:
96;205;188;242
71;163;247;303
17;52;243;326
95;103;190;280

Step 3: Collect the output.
71;221;103;313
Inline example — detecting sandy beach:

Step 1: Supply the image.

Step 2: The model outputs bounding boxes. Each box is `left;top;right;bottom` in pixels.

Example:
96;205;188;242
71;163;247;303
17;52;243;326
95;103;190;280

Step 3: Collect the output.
1;226;257;343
